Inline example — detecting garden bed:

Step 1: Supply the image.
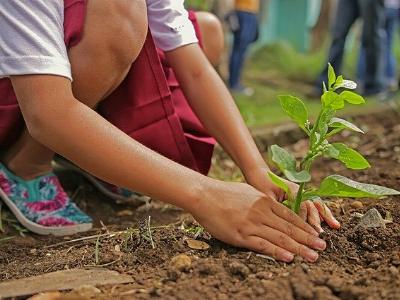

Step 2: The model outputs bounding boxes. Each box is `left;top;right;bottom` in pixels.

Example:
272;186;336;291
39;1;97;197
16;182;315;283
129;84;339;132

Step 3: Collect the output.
1;108;399;300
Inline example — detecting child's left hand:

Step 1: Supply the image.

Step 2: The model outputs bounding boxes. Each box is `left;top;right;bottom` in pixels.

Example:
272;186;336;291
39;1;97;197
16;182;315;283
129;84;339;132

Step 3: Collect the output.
245;167;341;234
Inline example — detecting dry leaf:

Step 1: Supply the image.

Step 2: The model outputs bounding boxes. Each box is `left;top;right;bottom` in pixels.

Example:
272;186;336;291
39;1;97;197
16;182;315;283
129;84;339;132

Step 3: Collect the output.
116;210;134;217
185;239;210;250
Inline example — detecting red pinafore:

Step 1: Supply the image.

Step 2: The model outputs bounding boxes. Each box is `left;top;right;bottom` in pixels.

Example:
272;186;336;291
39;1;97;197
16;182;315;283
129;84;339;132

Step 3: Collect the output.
0;0;215;175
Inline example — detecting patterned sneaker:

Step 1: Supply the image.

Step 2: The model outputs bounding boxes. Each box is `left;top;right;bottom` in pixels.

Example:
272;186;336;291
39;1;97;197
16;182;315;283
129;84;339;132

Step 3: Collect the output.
54;157;150;206
0;163;92;236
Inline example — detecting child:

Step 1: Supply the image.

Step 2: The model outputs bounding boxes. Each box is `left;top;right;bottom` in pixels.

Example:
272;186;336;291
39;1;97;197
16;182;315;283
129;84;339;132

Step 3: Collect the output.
0;0;339;263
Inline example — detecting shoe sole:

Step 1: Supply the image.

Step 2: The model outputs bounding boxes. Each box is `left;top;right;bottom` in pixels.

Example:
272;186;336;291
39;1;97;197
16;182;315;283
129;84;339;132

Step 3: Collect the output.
53;157;149;206
0;187;92;236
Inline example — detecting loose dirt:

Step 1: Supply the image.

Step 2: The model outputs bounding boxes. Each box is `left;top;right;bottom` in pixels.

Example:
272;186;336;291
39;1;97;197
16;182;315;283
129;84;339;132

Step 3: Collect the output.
1;108;399;300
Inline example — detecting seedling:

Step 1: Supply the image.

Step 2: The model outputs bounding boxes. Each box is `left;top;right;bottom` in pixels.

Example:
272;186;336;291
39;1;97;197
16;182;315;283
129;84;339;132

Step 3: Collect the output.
268;64;400;214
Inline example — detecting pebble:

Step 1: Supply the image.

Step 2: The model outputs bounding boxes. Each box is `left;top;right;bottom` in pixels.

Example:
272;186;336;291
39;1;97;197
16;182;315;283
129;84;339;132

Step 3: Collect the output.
170;254;192;272
350;201;363;209
358;208;386;229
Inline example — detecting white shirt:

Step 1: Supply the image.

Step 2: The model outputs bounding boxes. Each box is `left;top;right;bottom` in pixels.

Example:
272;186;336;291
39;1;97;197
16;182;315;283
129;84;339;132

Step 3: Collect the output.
0;0;197;81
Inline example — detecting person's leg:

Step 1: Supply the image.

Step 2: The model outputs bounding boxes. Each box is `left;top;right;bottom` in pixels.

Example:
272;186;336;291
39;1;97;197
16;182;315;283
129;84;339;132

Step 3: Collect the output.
229;14;244;89
195;12;225;67
384;8;398;88
228;11;258;90
359;0;385;95
317;0;359;87
3;0;148;180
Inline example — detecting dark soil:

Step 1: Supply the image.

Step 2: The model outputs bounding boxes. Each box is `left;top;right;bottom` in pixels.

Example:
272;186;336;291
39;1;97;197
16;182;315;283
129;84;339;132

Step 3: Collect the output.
1;109;400;300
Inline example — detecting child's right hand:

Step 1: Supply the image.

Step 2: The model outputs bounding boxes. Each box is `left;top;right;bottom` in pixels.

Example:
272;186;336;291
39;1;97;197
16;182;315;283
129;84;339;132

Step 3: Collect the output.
191;181;327;263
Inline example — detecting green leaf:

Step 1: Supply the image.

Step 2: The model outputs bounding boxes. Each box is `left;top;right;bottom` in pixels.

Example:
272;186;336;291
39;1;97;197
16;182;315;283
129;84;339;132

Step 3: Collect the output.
327;143;370;170
278;95;309;131
328;63;336;89
334;75;344;88
318;108;336;135
324;144;340;157
268;171;290;195
339;91;365;105
335;79;357;90
328;117;364;135
270;145;296;172
283;170;311;183
307;175;400;198
321;91;344;109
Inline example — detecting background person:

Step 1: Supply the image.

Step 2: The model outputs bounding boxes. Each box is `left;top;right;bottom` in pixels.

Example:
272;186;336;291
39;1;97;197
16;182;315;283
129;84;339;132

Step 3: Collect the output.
317;0;386;96
357;0;400;93
228;0;260;95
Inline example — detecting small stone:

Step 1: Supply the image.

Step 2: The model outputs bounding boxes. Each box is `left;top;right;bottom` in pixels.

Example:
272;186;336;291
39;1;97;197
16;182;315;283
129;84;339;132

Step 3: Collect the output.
256;271;273;280
227;261;250;278
350;201;363;209
30;249;37;254
358;208;386;229
170;254;192;272
74;285;101;297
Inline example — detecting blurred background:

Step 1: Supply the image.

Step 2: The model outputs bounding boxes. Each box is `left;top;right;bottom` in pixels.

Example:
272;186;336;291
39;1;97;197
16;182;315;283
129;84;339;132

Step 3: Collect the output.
185;0;400;127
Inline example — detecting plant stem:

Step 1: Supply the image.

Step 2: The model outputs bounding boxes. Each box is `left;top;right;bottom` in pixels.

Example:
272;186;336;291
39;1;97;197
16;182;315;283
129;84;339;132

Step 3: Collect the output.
293;182;305;214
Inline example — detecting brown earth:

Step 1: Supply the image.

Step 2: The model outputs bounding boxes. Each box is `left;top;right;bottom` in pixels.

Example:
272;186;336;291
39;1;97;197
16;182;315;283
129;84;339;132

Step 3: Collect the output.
1;108;400;300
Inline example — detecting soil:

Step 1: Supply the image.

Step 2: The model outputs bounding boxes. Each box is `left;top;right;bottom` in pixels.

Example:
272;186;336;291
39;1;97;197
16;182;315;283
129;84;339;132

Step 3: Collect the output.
1;108;400;300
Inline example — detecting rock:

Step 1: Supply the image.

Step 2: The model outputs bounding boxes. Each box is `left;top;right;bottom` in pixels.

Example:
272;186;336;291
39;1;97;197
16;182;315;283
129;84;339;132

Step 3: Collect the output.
170;254;192;272
357;208;386;229
350;201;363;209
226;261;250;278
255;271;273;280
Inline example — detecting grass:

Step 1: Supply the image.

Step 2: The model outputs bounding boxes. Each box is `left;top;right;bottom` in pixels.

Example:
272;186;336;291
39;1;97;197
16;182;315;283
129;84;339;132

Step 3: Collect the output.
233;41;383;127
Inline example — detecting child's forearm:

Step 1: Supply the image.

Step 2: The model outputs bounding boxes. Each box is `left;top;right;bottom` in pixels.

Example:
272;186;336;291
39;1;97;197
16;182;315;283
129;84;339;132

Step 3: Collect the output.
165;45;269;179
11;75;212;213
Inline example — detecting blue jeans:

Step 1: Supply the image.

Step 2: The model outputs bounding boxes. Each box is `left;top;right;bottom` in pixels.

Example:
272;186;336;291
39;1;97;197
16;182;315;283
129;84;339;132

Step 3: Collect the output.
358;7;399;87
229;11;258;89
318;0;385;94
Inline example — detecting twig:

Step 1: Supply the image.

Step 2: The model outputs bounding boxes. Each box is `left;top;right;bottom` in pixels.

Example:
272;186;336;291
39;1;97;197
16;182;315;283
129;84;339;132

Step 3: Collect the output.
45;224;174;248
95;236;100;265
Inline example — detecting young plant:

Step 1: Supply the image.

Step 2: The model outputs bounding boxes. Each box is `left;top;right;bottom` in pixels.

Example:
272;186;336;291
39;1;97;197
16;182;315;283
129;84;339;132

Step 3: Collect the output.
268;64;400;214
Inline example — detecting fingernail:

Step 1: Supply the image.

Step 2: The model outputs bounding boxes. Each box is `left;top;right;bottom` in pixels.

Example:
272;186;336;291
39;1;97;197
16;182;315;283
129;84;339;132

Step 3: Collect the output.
314;225;324;234
307;250;319;262
282;252;294;262
314;239;326;250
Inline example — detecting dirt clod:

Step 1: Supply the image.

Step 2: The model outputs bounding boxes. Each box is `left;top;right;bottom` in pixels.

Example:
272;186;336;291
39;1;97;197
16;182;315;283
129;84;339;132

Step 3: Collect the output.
226;261;250;278
170;254;192;272
350;201;363;209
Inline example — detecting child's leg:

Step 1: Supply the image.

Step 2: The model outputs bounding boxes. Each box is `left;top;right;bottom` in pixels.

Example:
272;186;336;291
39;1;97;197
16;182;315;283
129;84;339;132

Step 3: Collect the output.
195;12;224;67
3;0;148;180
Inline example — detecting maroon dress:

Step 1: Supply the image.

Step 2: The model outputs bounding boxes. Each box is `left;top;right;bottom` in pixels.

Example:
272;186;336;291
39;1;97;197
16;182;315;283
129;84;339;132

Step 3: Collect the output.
0;0;215;175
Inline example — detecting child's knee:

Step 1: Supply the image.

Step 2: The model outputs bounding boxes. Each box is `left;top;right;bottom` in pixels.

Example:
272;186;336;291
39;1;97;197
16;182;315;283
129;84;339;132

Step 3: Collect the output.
105;0;148;67
196;12;224;66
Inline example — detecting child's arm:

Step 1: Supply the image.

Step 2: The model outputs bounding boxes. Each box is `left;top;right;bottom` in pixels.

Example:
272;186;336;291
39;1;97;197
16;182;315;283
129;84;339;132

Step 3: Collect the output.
165;45;274;194
11;74;325;262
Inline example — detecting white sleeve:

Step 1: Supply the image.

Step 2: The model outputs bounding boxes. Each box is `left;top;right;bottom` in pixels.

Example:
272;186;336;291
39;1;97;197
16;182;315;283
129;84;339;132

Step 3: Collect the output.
147;0;198;51
0;1;72;80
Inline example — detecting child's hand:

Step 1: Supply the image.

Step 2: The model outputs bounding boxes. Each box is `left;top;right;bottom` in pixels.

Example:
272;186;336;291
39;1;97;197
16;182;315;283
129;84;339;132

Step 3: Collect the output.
191;181;327;262
244;167;340;233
